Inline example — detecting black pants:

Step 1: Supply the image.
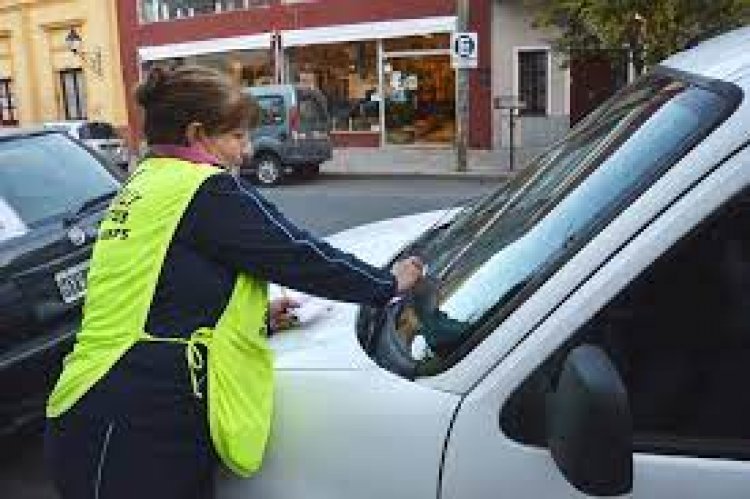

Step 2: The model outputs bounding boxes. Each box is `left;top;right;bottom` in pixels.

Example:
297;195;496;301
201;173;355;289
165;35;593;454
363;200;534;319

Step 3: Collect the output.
45;407;216;499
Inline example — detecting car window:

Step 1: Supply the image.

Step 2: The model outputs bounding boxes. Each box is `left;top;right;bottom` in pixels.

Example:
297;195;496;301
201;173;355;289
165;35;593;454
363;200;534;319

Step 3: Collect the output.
0;133;119;229
0;196;28;243
80;122;119;140
503;187;750;460
367;70;739;376
298;94;328;130
255;95;286;126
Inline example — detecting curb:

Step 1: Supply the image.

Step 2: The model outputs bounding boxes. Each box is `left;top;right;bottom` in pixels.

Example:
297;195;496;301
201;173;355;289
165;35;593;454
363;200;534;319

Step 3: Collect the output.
319;170;512;181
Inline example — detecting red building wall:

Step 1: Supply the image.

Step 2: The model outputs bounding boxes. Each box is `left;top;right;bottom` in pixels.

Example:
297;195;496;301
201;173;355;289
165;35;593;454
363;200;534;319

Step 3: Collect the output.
116;0;491;149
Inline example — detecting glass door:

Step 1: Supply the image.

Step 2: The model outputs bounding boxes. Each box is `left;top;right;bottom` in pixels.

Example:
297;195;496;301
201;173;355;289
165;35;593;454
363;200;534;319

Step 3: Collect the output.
382;54;455;146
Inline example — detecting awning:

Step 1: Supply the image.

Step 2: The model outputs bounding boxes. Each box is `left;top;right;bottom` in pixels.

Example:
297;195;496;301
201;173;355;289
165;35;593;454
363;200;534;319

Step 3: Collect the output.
282;16;457;47
138;33;273;61
137;15;457;61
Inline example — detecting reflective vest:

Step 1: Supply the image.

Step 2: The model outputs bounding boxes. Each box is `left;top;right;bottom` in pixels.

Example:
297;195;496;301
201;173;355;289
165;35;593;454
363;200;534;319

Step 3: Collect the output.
47;157;274;477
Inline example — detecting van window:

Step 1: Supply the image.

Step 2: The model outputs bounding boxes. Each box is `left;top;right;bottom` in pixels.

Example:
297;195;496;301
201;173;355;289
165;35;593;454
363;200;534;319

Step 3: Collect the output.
502;187;750;460
298;95;327;130
256;96;285;126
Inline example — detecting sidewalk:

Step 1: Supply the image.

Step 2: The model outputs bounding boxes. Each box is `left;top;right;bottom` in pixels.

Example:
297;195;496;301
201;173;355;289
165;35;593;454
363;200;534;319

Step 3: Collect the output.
321;147;531;179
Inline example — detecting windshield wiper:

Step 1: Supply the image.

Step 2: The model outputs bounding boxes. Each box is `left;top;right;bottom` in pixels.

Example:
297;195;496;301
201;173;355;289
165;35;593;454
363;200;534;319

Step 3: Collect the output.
63;190;118;225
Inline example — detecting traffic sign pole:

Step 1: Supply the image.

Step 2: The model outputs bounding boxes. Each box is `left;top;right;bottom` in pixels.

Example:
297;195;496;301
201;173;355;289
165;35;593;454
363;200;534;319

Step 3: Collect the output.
455;0;471;172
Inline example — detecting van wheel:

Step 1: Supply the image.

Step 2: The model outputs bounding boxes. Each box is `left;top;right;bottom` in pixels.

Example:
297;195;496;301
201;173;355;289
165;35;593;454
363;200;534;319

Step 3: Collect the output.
255;154;283;186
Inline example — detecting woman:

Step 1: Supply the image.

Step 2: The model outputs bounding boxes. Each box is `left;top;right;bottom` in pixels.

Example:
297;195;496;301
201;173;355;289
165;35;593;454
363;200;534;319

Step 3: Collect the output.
45;65;423;499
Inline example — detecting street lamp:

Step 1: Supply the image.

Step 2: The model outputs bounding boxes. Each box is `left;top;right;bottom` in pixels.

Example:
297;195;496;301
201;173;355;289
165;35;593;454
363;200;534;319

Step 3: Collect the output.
65;27;103;77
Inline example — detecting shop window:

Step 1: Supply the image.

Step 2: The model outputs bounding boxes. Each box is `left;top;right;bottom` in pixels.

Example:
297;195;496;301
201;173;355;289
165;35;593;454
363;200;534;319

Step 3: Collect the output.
517;49;549;116
59;69;87;120
384;55;455;145
144;50;272;87
288;41;379;133
0;79;17;126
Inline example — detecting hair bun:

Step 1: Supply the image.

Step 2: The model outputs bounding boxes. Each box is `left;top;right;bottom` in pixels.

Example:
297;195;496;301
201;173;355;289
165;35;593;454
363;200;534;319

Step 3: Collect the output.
136;66;171;107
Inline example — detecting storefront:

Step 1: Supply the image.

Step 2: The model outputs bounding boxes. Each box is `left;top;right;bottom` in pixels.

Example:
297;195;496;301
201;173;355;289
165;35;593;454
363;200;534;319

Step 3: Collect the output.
120;1;492;150
138;16;458;147
282;16;457;147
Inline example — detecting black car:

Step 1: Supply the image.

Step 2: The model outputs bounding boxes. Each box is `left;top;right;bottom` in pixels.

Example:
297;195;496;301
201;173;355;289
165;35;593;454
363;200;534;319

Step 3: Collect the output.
0;129;123;436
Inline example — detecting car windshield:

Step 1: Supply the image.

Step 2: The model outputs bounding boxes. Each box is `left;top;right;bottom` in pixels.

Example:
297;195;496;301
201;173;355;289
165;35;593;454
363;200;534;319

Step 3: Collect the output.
0;133;119;238
377;71;736;373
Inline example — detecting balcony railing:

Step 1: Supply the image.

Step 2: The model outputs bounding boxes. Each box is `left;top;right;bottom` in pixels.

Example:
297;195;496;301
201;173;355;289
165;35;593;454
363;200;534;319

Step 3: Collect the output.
140;0;273;23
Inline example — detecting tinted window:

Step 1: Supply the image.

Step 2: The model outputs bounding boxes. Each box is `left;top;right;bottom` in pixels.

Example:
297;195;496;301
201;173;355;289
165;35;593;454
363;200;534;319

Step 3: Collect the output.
372;72;737;375
255;96;285;126
298;95;327;130
80;122;118;140
0;134;119;229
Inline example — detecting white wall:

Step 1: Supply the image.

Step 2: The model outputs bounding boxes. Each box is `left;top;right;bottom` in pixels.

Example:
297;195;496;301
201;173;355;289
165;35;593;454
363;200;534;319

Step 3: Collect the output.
491;0;570;157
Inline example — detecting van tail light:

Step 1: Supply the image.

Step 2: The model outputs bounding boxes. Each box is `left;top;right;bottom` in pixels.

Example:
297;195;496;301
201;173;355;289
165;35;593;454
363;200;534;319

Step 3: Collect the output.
290;106;301;140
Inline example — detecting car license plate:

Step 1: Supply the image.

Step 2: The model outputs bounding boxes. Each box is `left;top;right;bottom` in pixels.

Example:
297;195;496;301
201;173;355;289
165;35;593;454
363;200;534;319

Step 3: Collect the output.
55;261;90;304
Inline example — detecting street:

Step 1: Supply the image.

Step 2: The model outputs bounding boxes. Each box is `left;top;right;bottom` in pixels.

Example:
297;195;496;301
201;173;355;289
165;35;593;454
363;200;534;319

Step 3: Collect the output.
0;175;498;498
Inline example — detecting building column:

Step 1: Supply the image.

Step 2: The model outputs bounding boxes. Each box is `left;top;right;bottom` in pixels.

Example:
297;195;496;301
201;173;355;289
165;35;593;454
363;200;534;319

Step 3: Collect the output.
468;0;492;149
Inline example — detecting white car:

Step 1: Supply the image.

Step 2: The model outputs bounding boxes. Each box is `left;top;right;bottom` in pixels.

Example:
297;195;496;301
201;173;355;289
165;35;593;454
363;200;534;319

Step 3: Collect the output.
220;27;750;499
42;120;130;170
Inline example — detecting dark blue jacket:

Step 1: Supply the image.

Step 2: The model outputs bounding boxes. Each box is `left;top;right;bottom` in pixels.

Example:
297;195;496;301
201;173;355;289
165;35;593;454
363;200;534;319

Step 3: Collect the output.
74;172;396;420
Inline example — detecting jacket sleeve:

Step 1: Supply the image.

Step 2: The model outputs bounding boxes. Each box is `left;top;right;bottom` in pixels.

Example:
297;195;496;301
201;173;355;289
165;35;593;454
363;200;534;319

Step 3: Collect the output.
182;174;397;306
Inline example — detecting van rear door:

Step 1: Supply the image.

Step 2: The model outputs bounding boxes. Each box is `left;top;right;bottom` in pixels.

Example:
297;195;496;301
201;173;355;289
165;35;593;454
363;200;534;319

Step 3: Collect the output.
296;89;332;163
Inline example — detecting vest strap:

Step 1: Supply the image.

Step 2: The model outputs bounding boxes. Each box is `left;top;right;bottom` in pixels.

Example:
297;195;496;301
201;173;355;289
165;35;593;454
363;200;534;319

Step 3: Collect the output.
140;329;213;399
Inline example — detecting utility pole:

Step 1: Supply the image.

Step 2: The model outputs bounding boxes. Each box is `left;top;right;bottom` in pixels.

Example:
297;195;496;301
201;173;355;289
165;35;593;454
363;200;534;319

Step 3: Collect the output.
455;0;469;172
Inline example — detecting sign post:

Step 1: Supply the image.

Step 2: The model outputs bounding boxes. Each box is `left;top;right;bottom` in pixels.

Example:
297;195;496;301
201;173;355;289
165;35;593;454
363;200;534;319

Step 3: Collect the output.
452;19;478;172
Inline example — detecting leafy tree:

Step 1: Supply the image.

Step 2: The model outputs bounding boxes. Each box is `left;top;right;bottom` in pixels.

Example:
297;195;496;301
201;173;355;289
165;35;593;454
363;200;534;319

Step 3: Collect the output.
528;0;750;75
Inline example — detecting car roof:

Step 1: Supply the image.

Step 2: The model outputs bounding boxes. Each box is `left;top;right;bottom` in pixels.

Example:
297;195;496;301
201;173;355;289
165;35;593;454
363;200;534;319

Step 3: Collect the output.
41;120;85;127
0;127;61;141
662;26;750;86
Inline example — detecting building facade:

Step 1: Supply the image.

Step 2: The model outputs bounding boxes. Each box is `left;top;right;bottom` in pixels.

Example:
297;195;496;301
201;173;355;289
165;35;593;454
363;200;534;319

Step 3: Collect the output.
0;0;128;129
116;1;624;158
116;0;493;149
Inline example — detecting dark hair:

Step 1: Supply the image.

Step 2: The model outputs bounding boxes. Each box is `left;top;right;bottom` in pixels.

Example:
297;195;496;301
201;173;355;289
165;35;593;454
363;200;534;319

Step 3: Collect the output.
135;65;258;145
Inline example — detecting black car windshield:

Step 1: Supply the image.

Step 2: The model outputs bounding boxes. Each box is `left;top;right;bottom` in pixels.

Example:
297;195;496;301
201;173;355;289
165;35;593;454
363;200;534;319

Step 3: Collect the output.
384;71;736;371
0;133;119;237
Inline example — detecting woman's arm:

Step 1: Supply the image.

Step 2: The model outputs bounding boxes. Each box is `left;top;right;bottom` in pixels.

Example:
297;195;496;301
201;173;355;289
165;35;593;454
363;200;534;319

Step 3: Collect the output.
182;174;419;306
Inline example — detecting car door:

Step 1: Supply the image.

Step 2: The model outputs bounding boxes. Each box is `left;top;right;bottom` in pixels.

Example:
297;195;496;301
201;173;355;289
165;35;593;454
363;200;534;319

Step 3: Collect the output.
440;146;750;498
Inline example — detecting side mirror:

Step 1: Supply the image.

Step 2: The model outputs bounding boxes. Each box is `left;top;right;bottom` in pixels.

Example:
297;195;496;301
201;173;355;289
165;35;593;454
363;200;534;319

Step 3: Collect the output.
546;345;633;496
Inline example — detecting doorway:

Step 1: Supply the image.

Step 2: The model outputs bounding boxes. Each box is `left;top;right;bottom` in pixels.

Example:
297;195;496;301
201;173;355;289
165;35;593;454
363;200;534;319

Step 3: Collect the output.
381;52;456;146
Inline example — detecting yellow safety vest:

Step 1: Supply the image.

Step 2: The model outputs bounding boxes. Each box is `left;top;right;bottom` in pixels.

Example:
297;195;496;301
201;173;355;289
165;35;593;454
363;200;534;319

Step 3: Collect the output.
47;157;274;477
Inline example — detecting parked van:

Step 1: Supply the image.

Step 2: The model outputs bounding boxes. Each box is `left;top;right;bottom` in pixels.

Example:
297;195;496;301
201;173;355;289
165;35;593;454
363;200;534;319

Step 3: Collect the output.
243;85;333;185
219;28;750;499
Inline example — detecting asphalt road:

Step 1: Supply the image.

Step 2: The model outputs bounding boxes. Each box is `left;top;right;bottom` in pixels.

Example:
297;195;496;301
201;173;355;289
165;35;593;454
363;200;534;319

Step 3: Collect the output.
0;175;498;498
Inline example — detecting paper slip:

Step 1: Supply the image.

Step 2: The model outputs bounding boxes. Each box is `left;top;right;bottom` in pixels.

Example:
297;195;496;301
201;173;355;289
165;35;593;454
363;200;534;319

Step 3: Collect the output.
279;290;333;327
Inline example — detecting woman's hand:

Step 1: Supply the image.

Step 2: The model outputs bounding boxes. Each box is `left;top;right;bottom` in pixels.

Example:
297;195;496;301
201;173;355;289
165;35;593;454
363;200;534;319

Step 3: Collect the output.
269;296;301;333
391;256;425;294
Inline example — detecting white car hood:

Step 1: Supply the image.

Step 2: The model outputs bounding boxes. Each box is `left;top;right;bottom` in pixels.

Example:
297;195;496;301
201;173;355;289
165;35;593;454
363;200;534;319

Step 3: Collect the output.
269;208;458;371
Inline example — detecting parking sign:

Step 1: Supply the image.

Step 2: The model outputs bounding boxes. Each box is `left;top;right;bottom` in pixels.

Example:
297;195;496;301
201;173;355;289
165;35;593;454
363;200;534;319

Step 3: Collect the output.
451;32;478;69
